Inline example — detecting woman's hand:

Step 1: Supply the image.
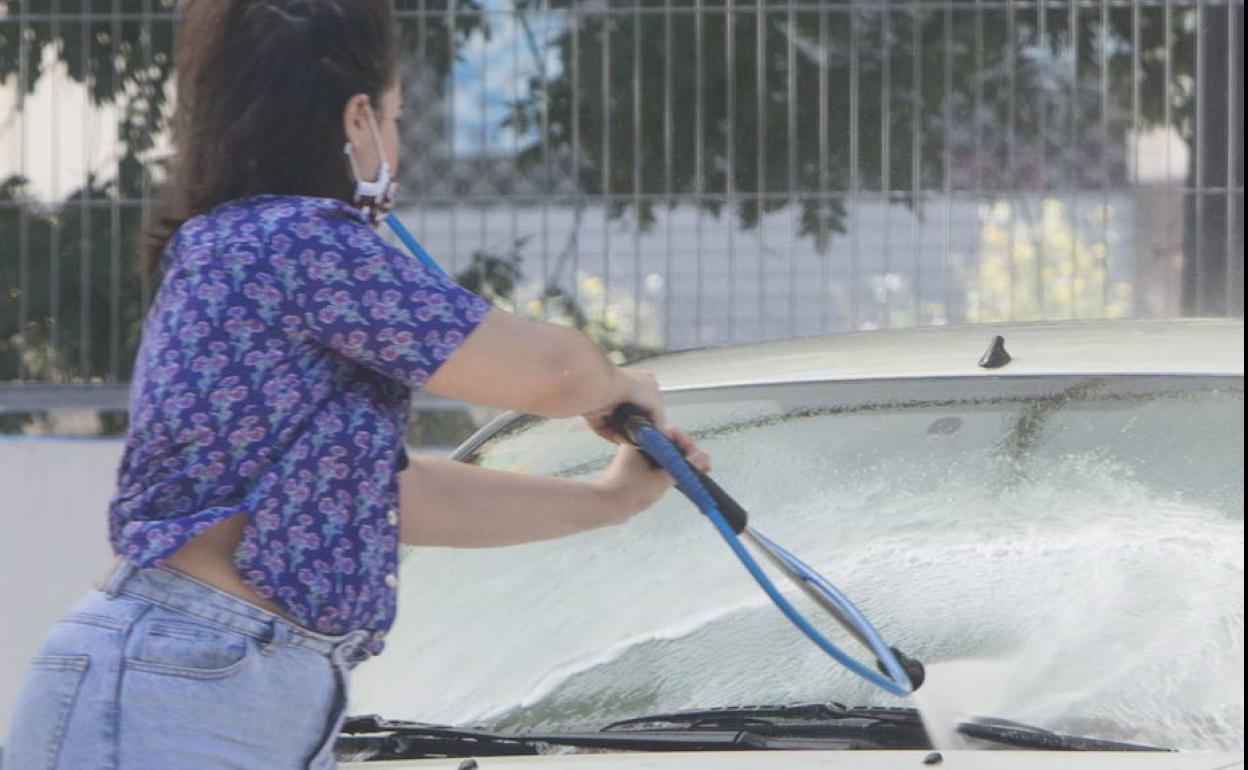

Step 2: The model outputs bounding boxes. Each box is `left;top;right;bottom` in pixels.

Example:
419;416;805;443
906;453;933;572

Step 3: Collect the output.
583;368;665;443
596;428;710;523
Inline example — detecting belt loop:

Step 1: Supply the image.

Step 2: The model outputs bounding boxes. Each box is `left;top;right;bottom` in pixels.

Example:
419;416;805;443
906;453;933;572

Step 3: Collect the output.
262;620;292;655
331;630;371;670
101;558;136;598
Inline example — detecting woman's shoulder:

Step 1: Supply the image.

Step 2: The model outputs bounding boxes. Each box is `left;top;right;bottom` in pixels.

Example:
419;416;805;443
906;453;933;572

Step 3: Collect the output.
164;197;379;274
209;194;367;228
168;195;373;260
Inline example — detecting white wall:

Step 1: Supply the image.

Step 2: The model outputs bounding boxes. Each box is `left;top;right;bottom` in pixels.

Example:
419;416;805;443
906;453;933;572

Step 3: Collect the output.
0;437;122;740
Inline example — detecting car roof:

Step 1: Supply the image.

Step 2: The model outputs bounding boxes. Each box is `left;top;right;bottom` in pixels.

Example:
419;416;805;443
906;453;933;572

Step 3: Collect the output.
629;319;1244;391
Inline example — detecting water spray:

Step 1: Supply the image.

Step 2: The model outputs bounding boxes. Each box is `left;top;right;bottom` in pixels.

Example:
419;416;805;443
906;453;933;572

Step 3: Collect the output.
608;404;925;697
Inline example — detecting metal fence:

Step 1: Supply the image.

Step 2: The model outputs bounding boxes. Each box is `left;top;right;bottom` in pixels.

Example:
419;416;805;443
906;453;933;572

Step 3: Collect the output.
1;0;1244;410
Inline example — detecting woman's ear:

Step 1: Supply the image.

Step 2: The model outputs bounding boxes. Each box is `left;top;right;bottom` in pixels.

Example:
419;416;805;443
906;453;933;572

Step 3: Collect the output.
343;92;380;182
342;93;372;150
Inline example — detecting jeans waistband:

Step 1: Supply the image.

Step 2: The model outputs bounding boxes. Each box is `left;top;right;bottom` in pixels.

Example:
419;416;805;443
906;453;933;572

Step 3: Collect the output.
100;559;372;669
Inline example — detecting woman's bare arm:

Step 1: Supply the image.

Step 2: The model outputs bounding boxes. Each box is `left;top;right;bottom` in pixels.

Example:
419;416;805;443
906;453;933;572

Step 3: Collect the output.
424;309;629;418
398;432;708;548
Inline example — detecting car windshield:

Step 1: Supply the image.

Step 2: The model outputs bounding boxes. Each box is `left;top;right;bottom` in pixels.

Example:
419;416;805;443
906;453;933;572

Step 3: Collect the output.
351;375;1244;753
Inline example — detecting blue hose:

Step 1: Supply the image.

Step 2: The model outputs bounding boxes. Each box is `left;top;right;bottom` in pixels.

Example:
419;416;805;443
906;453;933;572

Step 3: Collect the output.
630;422;915;697
386;213;450;278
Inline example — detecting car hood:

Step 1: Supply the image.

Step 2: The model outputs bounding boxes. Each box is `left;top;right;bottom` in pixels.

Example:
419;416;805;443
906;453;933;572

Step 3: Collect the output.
342;749;1245;770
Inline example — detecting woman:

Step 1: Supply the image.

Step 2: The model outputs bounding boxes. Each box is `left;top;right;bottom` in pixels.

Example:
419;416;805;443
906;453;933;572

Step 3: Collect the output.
2;1;708;768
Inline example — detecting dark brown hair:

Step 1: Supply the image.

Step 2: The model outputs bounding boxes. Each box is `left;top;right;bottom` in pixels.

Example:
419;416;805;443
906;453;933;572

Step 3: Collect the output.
142;0;397;278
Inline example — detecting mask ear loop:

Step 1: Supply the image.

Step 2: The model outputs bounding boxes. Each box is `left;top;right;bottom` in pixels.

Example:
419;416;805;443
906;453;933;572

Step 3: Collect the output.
344;102;397;225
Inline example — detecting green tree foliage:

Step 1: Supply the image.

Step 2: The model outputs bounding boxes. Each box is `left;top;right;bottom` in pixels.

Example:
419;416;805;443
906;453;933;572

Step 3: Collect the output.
509;0;1199;242
1;0;175;382
0;1;487;384
0;176;150;382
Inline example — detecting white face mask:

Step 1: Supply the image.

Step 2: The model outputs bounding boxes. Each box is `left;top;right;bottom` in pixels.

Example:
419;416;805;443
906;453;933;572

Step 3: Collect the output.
343;103;398;228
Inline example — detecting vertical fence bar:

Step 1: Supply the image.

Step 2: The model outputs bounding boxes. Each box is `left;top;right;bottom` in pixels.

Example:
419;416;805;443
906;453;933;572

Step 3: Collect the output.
417;0;430;257
478;2;488;274
17;0;30;381
1164;0;1174;314
1129;0;1140;184
973;0;984;320
508;0;519;311
142;0;160;315
80;9;91;379
911;0;922;325
1006;0;1016;320
1131;0;1141;316
111;0;123;379
726;0;737;342
601;6;612;335
1038;0;1049;317
1100;0;1111;316
881;5;892;327
943;0;954;323
755;0;766;340
849;0;860;329
539;0;552;320
663;0;674;347
109;0;121;382
570;4;581;315
446;5;459;277
1068;0;1079;317
1229;0;1242;316
49;0;61;378
1194;0;1205;314
786;6;797;337
102;0;119;379
127;0;153;381
632;2;642;350
818;7;829;333
139;0;153;315
694;0;705;345
1164;0;1173;185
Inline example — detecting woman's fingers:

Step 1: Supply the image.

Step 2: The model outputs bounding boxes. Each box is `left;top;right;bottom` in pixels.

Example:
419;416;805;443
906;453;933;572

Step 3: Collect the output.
666;427;711;474
583;369;664;444
591;415;710;475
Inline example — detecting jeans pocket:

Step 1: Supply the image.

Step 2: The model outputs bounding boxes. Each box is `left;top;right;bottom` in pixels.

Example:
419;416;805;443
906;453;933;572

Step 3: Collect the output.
3;655;90;770
126;617;254;680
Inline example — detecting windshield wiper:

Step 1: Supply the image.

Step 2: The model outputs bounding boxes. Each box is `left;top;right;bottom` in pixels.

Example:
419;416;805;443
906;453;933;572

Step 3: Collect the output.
601;702;930;748
956;716;1173;752
604;704;1173;753
334;706;920;762
335;704;1172;762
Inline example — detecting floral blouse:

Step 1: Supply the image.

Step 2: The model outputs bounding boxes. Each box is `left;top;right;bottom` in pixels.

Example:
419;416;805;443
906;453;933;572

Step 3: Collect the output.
108;195;491;654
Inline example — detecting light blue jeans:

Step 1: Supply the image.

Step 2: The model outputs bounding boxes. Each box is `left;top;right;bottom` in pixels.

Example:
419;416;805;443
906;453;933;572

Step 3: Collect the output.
2;559;372;770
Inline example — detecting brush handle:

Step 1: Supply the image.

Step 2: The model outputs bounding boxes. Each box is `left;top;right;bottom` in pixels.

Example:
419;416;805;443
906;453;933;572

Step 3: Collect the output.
607;403;749;535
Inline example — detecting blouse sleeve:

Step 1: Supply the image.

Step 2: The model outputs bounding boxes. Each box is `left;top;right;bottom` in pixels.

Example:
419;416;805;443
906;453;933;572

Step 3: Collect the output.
267;208;492;390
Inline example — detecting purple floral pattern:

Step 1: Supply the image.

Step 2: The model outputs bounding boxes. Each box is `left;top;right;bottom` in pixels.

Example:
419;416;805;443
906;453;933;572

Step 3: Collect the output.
109;195;491;654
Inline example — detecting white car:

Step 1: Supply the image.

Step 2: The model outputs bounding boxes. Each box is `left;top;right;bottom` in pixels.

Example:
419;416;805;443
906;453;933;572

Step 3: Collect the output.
340;319;1245;770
